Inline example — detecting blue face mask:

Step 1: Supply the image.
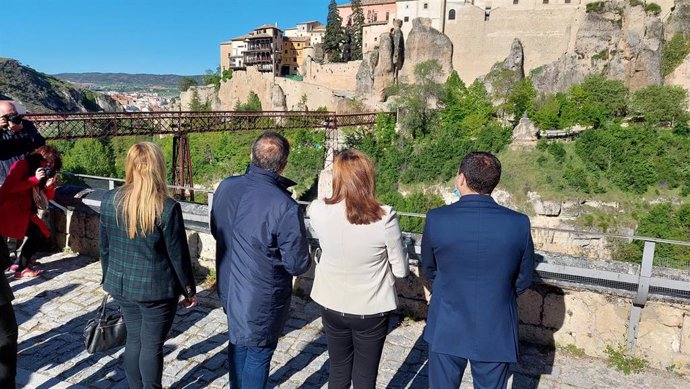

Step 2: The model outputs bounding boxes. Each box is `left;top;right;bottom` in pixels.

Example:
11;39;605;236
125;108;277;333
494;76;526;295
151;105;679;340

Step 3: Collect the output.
453;187;461;199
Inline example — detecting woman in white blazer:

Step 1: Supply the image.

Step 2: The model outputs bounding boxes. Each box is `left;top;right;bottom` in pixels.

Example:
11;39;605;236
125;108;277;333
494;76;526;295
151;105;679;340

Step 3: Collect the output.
308;148;409;389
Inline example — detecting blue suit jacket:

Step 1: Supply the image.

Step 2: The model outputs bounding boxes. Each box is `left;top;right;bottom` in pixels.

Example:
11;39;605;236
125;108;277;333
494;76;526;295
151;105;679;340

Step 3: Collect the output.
211;164;311;347
421;194;534;362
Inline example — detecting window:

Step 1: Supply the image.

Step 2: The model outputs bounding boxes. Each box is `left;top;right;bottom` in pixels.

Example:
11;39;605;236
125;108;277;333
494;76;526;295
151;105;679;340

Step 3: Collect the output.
565;0;571;2
374;37;378;42
386;11;390;21
284;50;288;54
404;16;409;22
293;57;297;62
543;0;548;3
513;0;518;3
449;9;456;20
424;3;428;9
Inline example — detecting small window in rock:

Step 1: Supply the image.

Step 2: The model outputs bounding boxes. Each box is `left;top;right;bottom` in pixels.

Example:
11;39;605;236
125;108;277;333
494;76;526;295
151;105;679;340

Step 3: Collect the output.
449;9;456;20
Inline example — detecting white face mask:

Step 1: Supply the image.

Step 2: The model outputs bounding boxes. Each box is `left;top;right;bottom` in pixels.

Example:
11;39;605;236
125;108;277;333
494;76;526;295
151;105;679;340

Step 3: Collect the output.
453;187;461;199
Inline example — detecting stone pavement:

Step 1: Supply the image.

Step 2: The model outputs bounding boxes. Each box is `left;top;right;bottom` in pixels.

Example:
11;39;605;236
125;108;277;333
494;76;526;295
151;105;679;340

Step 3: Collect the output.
8;253;690;388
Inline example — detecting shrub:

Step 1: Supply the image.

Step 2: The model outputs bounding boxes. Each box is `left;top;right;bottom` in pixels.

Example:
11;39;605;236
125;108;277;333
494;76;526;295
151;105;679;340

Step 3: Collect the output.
661;33;690;77
644;2;661;15
630;85;688;125
586;1;606;13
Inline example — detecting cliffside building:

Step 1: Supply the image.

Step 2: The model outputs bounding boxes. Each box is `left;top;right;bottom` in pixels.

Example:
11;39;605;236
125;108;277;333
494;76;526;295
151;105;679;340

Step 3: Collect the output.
220;34;250;71
281;36;310;76
243;25;284;75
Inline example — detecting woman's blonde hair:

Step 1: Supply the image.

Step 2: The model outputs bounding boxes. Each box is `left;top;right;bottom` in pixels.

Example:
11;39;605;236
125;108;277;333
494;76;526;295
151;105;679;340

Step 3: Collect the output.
117;142;169;239
325;148;384;225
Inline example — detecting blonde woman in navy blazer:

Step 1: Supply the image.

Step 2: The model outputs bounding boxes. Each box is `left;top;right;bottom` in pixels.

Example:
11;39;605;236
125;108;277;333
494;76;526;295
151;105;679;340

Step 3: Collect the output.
308;149;408;389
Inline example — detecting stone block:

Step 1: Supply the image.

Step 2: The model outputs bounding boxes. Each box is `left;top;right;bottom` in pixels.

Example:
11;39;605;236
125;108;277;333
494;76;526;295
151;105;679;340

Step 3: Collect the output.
197;232;216;261
52;209;67;233
518;289;543;326
186;231;200;260
542;293;567;329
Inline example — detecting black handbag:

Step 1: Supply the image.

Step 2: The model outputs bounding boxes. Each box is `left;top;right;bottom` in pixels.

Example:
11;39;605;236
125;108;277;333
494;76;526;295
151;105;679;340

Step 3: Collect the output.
83;295;127;354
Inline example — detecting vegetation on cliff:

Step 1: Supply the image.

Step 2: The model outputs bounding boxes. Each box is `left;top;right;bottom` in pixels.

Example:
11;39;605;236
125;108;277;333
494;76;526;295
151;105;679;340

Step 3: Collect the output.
0;58;118;113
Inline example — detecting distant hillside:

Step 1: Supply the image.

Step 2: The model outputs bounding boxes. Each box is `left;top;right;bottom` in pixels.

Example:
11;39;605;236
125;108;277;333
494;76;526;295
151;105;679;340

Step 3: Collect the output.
53;72;204;94
0;58;120;113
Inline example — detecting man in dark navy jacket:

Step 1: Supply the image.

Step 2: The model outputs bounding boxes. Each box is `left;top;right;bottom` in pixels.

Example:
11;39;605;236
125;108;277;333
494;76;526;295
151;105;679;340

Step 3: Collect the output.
421;152;534;389
211;132;311;389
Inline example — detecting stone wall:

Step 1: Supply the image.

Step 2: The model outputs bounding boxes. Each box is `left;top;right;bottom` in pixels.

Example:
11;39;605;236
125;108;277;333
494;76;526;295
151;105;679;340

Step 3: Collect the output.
447;3;580;83
50;201;690;374
302;60;361;92
216;67;360;113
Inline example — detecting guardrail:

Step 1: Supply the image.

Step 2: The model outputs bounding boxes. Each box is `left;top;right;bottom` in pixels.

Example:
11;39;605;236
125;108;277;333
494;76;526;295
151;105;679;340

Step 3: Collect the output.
58;172;690;353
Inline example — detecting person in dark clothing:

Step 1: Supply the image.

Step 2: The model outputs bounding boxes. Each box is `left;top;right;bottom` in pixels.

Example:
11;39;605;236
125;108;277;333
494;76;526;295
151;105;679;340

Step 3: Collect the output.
211;132;311;389
0;101;45;184
100;142;197;389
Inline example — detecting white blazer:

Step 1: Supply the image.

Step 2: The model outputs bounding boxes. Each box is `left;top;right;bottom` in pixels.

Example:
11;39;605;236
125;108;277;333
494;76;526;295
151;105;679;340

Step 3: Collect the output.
307;199;409;315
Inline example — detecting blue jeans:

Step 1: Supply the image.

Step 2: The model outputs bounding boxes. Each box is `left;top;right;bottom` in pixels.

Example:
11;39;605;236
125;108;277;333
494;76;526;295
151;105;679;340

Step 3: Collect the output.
228;342;277;389
428;350;510;389
113;296;178;389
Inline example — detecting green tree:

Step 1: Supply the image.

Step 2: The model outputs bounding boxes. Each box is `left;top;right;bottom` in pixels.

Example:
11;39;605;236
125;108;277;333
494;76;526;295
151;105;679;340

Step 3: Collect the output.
395;60;444;138
532;94;564;130
62;139;116;177
189;89;211;111
202;66;233;91
506;78;537;120
630;85;688;126
350;0;365;60
567;75;628;127
178;76;198;92
234;91;262;112
324;0;345;62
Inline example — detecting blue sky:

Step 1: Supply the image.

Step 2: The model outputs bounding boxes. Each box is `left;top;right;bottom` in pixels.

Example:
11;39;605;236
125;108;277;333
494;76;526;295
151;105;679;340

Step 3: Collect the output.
1;0;338;75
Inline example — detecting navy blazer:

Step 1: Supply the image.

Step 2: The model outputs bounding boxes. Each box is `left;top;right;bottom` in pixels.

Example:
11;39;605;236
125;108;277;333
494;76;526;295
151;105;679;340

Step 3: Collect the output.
211;164;311;347
421;194;534;362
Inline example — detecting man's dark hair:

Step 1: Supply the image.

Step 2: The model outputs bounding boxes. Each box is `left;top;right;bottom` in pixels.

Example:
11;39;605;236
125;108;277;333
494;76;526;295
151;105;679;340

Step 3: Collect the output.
251;132;290;173
459;152;502;194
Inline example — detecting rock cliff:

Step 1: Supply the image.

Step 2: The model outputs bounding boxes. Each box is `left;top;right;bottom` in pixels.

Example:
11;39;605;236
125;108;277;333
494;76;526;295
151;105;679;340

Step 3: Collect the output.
0;58;121;113
532;1;662;94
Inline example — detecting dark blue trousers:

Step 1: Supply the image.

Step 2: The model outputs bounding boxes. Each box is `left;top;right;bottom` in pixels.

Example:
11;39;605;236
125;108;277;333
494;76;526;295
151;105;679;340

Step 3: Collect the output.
114;296;178;389
429;350;510;389
228;342;277;389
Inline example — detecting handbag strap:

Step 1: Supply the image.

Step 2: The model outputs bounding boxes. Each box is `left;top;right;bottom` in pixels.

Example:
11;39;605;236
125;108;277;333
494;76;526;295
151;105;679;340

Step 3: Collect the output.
98;295;110;321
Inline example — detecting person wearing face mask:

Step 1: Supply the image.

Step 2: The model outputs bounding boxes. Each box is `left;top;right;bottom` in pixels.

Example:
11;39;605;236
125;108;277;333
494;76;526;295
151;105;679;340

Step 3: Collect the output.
421;152;535;389
0;101;45;185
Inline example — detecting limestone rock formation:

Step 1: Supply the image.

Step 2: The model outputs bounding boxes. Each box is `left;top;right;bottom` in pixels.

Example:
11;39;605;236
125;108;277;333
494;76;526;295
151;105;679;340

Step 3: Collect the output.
666;53;690;102
512;116;539;144
532;1;662;94
356;50;378;96
665;0;690;39
270;84;287;111
528;192;561;217
482;38;525;98
400;18;453;84
373;32;395;102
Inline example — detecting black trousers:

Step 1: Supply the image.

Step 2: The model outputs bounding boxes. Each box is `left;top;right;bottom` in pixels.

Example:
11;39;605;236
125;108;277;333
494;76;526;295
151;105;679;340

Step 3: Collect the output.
0;302;18;388
16;222;47;272
321;308;390;389
113;296;178;389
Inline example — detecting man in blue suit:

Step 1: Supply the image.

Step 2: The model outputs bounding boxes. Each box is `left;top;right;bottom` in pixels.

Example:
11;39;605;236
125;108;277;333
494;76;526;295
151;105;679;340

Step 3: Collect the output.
421;152;534;389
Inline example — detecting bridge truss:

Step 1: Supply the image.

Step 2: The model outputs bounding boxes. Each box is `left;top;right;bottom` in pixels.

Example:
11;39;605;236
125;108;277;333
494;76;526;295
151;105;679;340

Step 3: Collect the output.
26;110;394;200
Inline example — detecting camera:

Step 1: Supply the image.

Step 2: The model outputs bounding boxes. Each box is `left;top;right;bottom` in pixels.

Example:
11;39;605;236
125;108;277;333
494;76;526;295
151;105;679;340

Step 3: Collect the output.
1;113;23;125
43;167;56;179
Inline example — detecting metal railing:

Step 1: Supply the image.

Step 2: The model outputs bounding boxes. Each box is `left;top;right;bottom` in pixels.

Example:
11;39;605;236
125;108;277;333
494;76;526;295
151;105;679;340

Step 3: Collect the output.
57;173;690;353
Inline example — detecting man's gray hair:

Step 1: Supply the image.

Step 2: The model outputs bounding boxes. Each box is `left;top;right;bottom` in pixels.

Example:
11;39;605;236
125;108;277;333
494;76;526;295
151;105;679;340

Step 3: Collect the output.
251;132;290;173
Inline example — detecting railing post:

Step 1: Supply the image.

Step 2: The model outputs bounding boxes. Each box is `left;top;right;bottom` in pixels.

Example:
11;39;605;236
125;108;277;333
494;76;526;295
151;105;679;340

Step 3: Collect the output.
207;192;214;230
626;241;655;353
